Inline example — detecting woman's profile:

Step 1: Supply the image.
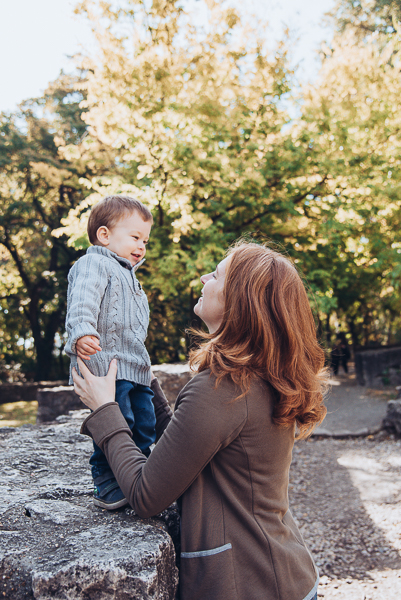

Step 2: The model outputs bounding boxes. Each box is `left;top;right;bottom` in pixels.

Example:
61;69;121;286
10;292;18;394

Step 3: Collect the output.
74;241;328;600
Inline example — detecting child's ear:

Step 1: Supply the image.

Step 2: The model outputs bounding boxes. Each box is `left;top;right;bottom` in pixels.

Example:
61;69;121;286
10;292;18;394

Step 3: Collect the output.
96;226;110;246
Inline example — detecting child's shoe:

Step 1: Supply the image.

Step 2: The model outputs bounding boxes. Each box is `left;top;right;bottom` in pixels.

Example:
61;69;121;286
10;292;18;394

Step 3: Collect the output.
93;477;128;510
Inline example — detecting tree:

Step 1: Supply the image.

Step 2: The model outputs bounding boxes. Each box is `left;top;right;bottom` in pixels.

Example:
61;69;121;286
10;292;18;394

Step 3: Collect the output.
295;16;401;346
58;0;334;360
329;0;401;38
0;74;115;380
61;0;401;352
4;0;400;380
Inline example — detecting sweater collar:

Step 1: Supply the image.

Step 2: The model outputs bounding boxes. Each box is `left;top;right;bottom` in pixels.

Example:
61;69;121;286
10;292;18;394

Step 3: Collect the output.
86;245;145;272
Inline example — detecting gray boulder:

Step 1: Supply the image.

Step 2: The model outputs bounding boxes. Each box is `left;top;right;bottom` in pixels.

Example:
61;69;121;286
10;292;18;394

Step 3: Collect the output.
382;400;401;437
151;364;192;407
36;386;84;424
0;410;179;599
36;364;193;423
0;381;67;405
354;346;401;387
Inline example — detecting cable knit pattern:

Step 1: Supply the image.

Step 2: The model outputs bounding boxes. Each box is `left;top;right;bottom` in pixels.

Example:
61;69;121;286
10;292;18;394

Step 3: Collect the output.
65;246;151;386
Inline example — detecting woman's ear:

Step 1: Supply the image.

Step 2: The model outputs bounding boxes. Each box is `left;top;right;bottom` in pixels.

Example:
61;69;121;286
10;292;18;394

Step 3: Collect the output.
96;226;110;246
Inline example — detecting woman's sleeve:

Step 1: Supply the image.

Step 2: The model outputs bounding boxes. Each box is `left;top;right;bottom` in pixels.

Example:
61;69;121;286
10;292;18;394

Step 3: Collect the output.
81;372;247;518
150;378;173;441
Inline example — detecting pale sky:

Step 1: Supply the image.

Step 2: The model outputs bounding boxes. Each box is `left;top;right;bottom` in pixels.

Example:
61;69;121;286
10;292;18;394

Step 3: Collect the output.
0;0;335;114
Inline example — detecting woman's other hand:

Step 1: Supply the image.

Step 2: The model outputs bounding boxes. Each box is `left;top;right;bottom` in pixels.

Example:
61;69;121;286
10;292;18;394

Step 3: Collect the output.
72;357;117;411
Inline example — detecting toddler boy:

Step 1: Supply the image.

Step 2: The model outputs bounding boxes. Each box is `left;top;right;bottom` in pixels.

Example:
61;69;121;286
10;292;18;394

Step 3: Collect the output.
65;195;155;510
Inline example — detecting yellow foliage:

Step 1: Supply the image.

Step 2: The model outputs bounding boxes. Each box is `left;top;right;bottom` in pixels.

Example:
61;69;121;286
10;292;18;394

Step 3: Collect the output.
53;177;159;247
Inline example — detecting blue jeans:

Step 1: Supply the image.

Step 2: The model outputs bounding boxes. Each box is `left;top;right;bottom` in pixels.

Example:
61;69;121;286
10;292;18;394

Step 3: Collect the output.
90;380;156;481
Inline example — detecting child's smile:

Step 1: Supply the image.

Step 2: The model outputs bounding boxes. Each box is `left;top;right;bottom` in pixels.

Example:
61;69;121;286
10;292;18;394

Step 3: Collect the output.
97;211;152;267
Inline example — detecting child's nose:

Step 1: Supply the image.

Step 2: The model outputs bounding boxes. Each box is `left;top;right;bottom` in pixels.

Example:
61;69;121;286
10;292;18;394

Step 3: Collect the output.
200;273;212;285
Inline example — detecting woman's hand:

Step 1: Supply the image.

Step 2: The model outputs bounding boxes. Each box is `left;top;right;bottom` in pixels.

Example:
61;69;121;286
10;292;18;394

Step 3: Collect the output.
72;357;117;411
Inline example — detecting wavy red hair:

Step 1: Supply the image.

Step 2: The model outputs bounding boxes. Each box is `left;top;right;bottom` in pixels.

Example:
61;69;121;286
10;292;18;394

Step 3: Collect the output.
189;242;328;439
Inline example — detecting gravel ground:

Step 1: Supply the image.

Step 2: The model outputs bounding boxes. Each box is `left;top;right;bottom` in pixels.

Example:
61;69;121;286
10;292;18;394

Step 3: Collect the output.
289;431;401;599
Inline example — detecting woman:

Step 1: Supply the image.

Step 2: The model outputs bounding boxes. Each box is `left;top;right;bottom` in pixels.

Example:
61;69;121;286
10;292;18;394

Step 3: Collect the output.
73;242;327;600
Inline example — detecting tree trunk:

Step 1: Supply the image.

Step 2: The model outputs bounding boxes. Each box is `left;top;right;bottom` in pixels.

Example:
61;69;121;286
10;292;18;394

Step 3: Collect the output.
34;339;56;381
387;311;394;345
29;300;63;381
59;348;68;379
315;311;323;342
363;311;370;347
347;317;358;350
325;313;331;345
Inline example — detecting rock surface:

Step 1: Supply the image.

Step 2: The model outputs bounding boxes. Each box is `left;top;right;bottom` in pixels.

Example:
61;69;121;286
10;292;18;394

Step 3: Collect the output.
0;381;67;405
35;364;192;423
151;364;192;407
0;410;179;599
383;399;401;437
289;432;401;599
354;346;401;387
313;375;389;437
36;387;84;424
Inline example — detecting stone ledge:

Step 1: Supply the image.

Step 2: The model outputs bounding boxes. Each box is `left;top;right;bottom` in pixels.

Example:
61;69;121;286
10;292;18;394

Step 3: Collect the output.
354;346;401;387
35;364;193;424
312;426;382;438
382;399;401;437
36;387;84;424
152;364;192;408
0;381;68;405
0;410;179;599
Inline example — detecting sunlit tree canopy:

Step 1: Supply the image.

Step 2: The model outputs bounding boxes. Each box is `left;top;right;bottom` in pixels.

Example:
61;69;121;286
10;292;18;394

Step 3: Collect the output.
1;0;401;380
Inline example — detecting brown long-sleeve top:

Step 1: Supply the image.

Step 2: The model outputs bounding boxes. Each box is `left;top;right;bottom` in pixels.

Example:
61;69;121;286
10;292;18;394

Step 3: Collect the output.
81;369;319;600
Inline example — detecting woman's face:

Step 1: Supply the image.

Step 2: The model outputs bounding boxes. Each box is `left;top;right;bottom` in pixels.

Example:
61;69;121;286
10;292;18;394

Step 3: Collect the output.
194;257;229;333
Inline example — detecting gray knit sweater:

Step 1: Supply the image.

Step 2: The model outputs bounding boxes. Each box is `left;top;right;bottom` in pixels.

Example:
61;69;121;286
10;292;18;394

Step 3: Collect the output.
65;246;151;386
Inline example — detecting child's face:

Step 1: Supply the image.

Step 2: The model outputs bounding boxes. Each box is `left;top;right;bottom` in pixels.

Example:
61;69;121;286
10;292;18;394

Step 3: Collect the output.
97;211;152;267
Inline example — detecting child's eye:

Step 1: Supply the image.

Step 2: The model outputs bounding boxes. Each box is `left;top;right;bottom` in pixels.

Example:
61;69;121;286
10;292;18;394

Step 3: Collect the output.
132;236;139;240
212;272;217;279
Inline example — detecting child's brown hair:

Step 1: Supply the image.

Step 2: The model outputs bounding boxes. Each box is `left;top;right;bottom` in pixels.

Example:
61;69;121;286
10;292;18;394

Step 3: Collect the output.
87;195;153;245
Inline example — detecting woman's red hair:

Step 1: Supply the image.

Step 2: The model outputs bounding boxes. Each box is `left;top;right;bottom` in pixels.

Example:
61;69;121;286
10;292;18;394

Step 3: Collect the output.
189;242;328;439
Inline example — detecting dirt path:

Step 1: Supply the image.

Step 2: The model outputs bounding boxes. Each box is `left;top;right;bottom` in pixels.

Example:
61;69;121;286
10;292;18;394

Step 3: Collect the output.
314;370;394;437
289;432;401;599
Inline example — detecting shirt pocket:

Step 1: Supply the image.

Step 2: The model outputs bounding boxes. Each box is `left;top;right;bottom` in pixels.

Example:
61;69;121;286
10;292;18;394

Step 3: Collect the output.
180;543;237;600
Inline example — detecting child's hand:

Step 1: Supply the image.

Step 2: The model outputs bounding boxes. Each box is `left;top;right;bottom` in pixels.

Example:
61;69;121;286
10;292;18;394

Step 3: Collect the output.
76;336;102;361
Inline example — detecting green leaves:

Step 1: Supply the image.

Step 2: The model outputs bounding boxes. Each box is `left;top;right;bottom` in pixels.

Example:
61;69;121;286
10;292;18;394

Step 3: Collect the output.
0;75;116;380
3;0;401;380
